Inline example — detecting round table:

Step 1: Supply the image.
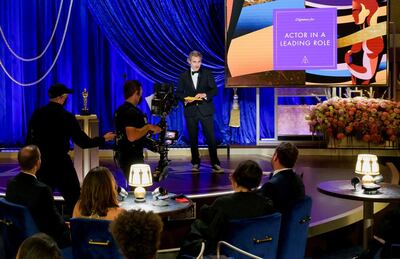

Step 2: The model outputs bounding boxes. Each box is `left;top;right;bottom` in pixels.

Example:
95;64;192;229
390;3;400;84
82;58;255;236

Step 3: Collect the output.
317;180;400;249
119;192;193;217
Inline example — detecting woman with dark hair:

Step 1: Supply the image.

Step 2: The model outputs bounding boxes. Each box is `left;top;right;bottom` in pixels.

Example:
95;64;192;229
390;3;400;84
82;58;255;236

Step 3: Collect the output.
73;166;124;220
16;233;61;259
178;160;274;257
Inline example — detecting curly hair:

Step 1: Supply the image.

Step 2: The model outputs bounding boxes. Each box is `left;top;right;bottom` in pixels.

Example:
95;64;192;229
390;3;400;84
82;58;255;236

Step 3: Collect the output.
17;233;61;259
110;210;163;259
231;160;263;190
78;166;119;217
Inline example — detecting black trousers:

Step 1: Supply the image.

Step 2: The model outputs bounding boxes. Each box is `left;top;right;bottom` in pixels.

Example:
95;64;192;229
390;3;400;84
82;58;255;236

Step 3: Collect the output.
37;155;81;217
115;150;144;181
185;112;220;166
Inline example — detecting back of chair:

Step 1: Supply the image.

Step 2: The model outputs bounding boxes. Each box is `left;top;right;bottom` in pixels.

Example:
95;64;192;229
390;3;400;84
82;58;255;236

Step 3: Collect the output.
221;212;282;259
277;195;312;259
70;218;124;259
0;198;39;259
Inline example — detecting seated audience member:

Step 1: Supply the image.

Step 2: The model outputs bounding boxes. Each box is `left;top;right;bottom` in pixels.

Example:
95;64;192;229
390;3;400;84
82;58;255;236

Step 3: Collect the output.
16;233;61;259
73;166;125;220
6;145;70;248
110;210;163;259
178;160;275;257
259;142;305;213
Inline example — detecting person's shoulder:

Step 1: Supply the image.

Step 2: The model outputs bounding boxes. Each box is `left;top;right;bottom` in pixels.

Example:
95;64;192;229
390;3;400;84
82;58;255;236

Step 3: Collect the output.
10;172;32;183
35;181;53;194
35;179;48;187
117;102;136;113
273;169;295;180
106;207;125;220
201;68;212;74
115;102;128;115
212;194;232;206
6;175;18;189
180;70;189;77
30;105;48;118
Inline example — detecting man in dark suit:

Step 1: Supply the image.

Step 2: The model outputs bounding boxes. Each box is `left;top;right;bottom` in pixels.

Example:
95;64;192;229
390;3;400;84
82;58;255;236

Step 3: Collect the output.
259;142;305;213
176;50;223;173
6;145;70;248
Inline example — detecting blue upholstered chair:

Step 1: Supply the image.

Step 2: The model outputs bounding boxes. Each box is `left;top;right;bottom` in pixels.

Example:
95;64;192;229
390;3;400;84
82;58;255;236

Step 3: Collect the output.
0;198;39;258
0;198;72;259
277;195;312;259
220;212;282;259
70;217;124;259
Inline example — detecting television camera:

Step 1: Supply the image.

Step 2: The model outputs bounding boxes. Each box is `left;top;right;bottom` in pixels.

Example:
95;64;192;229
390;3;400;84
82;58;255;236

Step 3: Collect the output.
145;83;179;182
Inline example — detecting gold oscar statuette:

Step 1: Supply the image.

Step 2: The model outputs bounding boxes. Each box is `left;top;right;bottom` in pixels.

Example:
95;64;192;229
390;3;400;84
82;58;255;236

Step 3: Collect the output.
81;88;90;115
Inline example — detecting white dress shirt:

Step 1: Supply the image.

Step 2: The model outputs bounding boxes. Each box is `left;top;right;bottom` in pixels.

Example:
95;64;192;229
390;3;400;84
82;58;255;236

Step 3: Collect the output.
191;69;199;89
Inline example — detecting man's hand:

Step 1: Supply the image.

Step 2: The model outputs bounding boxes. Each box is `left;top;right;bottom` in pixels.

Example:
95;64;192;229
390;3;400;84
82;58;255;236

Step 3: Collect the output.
195;93;207;99
148;124;162;134
103;132;116;141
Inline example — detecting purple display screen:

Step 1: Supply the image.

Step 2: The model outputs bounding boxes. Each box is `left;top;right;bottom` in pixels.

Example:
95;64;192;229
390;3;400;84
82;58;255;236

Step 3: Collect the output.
273;8;337;70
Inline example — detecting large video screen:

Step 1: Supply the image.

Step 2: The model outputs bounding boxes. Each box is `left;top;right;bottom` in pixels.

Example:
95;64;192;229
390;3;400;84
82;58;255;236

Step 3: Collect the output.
226;0;388;87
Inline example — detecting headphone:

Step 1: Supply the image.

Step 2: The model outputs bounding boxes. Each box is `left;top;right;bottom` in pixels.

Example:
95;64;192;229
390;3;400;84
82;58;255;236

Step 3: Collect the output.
350;177;361;190
152;187;168;199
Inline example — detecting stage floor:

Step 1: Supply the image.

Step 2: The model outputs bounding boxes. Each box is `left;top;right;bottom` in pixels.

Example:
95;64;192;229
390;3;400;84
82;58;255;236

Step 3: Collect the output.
0;152;398;238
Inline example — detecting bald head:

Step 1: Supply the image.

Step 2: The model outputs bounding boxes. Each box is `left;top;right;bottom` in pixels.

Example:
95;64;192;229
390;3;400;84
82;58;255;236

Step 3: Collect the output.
18;145;41;172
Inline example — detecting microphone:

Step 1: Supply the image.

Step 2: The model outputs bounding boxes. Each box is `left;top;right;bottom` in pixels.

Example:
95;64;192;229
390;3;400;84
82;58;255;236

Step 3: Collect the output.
117;186;128;199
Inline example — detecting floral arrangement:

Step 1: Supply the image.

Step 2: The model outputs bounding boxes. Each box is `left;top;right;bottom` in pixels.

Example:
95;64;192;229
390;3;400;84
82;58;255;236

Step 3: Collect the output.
306;97;400;144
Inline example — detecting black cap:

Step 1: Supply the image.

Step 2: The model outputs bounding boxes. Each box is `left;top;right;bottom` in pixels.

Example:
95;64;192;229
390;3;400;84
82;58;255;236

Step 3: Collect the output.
48;83;73;98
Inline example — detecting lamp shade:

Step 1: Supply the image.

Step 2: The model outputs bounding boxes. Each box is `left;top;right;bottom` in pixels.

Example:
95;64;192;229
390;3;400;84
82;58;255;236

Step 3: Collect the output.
355;154;380;176
128;164;153;187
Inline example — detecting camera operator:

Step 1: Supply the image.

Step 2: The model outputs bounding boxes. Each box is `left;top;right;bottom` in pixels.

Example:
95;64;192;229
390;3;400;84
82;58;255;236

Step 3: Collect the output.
114;80;161;180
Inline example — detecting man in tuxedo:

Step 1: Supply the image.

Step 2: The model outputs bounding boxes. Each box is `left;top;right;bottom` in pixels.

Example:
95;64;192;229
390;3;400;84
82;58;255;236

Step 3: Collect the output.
259;142;305;213
6;145;70;248
176;51;223;173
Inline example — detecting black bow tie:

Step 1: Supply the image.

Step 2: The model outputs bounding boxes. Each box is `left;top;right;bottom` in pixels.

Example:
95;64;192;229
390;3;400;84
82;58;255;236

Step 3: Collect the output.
192;71;199;75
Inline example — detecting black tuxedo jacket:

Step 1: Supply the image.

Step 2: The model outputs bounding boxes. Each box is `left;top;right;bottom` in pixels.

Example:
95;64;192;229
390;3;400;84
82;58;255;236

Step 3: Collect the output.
259;169;305;213
176;68;218;117
5;172;68;241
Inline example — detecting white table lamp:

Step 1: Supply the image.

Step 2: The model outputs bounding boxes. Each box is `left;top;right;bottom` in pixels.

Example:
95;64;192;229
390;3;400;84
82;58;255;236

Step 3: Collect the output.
128;164;153;202
355;154;380;193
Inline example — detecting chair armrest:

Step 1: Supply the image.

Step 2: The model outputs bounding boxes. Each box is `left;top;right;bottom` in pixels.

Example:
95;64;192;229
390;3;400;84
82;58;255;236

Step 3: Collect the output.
157;242;204;259
216;241;262;259
196;242;205;259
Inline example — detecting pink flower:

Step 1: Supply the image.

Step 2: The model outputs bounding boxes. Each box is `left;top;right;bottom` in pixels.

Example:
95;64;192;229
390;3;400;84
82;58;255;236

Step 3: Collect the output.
336;133;345;140
386;128;395;136
362;134;371;142
307;97;400;144
345;126;353;133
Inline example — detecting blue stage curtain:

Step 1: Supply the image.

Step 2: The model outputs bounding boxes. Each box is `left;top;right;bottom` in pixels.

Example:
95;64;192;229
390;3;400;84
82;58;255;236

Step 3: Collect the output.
0;0;273;147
